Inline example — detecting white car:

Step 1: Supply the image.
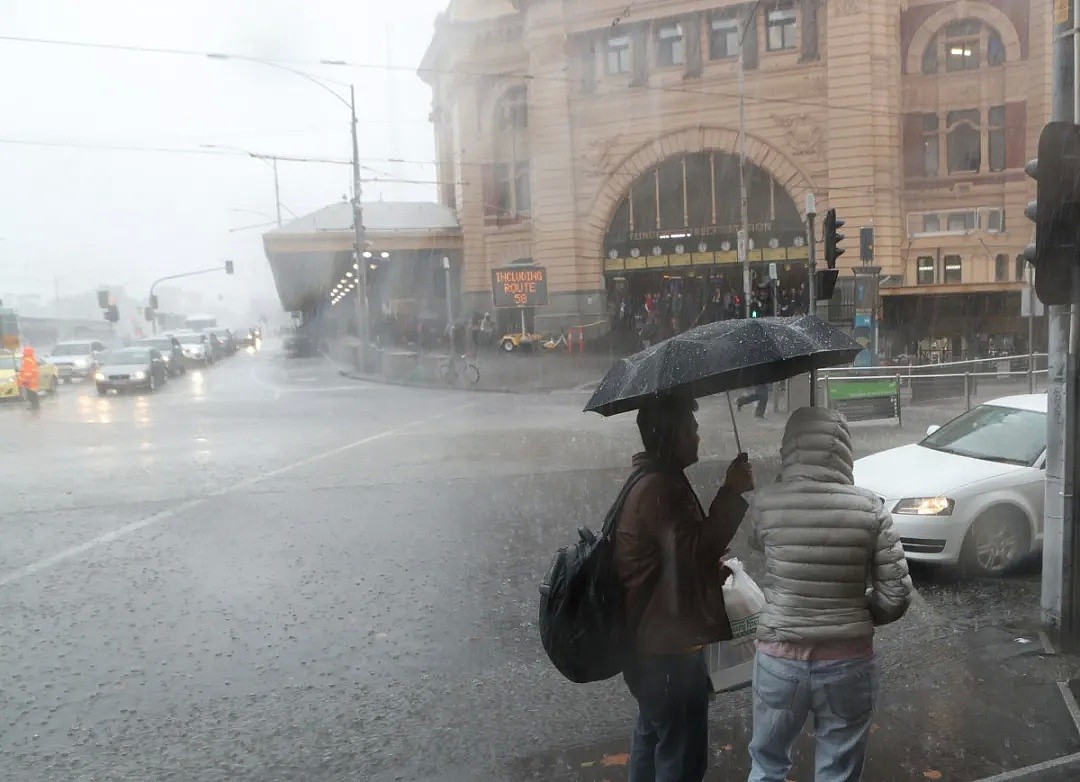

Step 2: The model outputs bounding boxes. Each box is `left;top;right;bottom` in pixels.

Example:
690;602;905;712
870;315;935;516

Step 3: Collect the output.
853;394;1046;576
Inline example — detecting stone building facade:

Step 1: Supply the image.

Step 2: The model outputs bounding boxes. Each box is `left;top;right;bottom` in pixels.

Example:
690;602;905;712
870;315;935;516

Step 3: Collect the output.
421;0;1050;358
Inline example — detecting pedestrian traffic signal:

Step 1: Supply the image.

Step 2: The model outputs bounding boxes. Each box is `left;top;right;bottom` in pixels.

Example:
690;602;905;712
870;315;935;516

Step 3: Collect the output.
823;209;845;269
1023;122;1080;306
859;227;874;262
224;260;235;275
815;269;839;301
104;304;119;323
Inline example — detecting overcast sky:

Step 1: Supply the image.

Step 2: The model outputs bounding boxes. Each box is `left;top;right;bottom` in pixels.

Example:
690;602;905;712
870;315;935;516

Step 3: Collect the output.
0;0;446;308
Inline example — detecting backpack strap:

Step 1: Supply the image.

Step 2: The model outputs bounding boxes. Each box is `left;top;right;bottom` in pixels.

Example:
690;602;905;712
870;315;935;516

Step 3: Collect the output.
600;465;653;540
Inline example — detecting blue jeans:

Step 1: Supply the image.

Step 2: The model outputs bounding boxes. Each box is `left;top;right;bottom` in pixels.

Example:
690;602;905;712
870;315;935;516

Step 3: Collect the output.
623;652;710;782
748;651;879;782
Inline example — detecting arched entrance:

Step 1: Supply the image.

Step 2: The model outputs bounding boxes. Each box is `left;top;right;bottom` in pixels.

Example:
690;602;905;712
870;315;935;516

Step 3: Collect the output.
602;150;808;336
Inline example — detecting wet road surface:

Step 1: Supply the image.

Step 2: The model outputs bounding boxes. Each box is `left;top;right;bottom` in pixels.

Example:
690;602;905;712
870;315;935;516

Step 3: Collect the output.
1;345;1077;781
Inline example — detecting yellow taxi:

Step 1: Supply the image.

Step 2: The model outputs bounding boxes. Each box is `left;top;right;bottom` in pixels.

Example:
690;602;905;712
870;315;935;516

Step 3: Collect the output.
0;350;59;400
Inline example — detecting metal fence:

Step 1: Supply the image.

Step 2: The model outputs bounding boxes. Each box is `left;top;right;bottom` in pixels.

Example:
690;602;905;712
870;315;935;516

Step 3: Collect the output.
772;353;1049;415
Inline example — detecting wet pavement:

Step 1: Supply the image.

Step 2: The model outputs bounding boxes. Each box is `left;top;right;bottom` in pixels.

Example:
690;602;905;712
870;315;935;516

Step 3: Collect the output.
1;343;1077;781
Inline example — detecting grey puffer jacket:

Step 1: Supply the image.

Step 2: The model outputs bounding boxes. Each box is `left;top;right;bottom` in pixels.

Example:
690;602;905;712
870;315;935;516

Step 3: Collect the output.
749;406;912;644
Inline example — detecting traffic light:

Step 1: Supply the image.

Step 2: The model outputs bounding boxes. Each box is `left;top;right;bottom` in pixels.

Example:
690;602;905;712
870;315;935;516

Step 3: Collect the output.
144;307;155;322
823;208;846;269
225;260;235;275
149;294;159;310
97;290;110;309
1024;121;1080;305
104;305;119;323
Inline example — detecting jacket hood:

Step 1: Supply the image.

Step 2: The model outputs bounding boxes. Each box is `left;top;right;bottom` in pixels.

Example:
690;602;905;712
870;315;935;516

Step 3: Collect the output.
778;406;854;485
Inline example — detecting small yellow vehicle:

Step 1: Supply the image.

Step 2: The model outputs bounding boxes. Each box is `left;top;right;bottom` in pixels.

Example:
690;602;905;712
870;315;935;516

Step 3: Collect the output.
0;350;59;400
498;332;545;353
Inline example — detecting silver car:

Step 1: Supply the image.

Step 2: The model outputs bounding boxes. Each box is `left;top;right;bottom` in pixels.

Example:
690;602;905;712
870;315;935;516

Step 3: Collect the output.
48;340;106;382
94;347;169;395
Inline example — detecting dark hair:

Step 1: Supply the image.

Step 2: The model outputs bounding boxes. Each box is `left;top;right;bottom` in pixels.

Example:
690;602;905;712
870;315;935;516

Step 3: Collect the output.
636;395;698;461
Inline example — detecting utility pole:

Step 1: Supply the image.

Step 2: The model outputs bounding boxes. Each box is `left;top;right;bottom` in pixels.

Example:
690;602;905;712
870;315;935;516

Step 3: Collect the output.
350;84;369;369
806;193;818;317
806;193;818;408
272;157;282;227
737;3;763;320
1042;0;1080;646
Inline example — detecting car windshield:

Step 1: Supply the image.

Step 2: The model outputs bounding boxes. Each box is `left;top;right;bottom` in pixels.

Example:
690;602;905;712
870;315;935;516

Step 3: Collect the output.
175;334;203;345
921;404;1047;466
100;348;150;364
50;343;92;356
141;340;173;351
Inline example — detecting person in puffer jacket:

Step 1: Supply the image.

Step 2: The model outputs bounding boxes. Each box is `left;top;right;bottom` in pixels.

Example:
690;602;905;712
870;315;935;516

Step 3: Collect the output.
746;406;911;782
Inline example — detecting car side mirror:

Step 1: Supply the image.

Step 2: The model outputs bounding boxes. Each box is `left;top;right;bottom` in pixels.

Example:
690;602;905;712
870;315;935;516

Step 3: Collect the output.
925;425;941;436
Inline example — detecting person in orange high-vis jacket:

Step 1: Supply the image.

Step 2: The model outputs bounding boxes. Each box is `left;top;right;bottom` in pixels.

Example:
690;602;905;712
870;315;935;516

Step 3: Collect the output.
16;346;41;411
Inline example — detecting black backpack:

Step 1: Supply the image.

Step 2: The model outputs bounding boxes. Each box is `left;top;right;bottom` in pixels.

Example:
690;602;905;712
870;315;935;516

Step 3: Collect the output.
538;467;652;683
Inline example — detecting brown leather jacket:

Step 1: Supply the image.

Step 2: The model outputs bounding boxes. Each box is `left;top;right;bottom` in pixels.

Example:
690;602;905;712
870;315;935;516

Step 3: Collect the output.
614;453;749;656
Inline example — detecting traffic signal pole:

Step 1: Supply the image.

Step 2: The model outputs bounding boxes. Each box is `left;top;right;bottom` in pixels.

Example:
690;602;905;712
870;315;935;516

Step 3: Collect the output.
1041;0;1080;645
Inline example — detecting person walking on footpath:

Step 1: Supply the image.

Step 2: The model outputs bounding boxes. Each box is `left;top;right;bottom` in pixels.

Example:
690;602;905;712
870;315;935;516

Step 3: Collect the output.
736;384;770;419
614;394;755;782
746;406;912;782
16;346;41;413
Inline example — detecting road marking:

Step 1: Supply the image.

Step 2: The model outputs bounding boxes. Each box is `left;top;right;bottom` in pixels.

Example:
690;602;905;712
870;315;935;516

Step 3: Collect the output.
1039;630;1056;655
971;751;1080;781
0;402;474;588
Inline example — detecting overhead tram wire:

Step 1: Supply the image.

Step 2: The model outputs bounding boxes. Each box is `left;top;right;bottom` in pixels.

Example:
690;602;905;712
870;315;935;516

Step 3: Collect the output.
0;32;925;123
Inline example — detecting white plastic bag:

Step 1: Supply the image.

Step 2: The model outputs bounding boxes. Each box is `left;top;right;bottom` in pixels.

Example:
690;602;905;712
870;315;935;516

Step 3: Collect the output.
706;558;766;693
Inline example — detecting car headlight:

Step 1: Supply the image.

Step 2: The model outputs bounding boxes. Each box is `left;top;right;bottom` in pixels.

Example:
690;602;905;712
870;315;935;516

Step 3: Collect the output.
94;372;105;381
893;497;955;516
132;371;146;380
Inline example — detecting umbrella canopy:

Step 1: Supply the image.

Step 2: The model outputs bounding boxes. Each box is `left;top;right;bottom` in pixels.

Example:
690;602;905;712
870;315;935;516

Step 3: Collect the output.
584;315;862;417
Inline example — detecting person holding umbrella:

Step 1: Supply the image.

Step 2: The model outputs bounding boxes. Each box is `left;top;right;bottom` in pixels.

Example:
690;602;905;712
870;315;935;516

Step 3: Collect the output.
613;394;754;781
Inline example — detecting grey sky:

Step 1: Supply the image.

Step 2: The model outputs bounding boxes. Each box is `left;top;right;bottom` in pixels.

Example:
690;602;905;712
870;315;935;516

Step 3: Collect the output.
0;0;446;308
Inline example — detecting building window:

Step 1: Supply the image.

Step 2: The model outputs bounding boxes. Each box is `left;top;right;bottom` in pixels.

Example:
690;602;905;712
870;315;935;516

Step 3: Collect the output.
514;162;531;214
944;19;981;71
988;105;1006;171
921;19;1005;74
1016;255;1028;281
656;22;684;67
489;87;530;218
946;211;975;232
710;12;741;60
946;109;981;172
922;36;939;74
922;114;940;177
994;253;1008;282
607;35;631;74
497;86;527;130
988;29;1006;66
980;206;1004;232
767;2;798;52
917;256;936;285
923;213;941;233
943;254;963;283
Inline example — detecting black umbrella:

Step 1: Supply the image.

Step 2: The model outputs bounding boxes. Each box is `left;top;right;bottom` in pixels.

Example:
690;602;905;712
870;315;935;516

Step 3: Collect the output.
584;315;862;445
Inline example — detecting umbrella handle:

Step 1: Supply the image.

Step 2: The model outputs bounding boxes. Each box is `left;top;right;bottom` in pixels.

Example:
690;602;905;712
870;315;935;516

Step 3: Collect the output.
725;391;743;454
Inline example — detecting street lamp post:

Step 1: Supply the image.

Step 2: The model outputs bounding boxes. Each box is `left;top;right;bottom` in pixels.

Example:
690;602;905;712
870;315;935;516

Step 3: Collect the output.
201;145;283;227
207;54;369;361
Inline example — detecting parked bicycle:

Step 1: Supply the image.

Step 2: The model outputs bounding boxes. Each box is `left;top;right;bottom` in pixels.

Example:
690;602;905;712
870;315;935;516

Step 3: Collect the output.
439;353;480;387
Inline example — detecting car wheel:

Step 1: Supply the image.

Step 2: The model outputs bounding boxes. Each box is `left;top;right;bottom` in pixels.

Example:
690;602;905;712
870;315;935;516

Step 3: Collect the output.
961;508;1030;576
500;339;515;353
148;375;156;393
49;378;58;395
97;385;108;397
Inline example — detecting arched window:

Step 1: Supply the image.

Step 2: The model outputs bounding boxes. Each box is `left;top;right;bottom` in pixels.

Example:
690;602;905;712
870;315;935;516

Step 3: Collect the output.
920;18;1007;74
946;109;981;172
487;87;531;218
